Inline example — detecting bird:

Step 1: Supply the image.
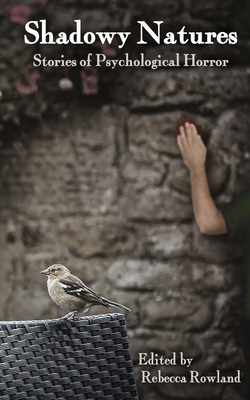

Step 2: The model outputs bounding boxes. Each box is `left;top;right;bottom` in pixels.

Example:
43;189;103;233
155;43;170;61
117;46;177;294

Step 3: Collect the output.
41;264;131;319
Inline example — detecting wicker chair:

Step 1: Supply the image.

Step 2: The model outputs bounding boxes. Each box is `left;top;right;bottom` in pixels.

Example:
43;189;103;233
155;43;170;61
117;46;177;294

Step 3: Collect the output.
0;313;138;400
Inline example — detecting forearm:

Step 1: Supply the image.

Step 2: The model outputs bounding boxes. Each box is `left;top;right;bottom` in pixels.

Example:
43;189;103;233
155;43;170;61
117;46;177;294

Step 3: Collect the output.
190;167;227;235
177;122;227;235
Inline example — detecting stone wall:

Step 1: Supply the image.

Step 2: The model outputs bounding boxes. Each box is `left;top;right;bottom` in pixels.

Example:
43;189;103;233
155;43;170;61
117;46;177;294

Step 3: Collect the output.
1;1;250;399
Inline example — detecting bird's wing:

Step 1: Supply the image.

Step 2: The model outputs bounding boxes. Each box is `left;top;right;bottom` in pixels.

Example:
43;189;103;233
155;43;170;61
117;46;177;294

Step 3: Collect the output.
59;278;109;306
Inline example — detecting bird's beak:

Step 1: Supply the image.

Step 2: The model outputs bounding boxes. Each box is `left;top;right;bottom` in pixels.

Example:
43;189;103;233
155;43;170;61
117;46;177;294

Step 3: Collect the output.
41;268;50;275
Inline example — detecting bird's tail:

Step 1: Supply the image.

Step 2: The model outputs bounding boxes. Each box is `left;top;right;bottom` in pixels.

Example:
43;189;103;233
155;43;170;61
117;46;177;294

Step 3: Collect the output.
104;298;131;312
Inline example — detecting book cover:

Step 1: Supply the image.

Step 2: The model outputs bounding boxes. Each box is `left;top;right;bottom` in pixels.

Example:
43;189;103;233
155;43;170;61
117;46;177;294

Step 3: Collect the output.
0;1;249;399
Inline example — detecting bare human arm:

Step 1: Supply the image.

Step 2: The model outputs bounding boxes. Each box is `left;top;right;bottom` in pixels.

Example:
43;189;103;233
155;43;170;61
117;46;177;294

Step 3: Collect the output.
177;122;227;235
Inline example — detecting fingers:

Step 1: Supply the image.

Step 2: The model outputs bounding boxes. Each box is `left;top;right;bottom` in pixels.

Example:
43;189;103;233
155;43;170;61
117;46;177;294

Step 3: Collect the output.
178;122;199;142
177;126;187;154
177;121;202;157
184;122;198;138
184;122;192;138
189;124;199;144
179;125;187;145
177;121;206;170
177;134;184;152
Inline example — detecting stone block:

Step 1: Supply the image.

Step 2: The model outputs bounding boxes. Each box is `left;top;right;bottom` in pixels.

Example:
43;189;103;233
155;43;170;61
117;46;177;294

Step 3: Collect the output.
166;158;191;195
108;257;234;298
120;155;166;189
130;329;201;363
143;297;213;331
142;224;192;258
110;69;250;111
120;186;193;221
107;259;181;291
60;217;137;258
180;261;235;294
128;112;181;157
210;105;250;153
201;330;244;370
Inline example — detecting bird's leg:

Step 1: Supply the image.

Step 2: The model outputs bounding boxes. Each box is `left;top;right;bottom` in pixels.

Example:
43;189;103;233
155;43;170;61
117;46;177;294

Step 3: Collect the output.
59;311;78;320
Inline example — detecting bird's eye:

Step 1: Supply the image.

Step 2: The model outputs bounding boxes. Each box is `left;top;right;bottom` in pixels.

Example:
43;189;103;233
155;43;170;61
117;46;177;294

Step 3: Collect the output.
51;268;57;273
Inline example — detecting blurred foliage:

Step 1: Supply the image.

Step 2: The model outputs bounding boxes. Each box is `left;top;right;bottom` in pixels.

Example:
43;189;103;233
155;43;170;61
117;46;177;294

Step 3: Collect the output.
0;0;138;131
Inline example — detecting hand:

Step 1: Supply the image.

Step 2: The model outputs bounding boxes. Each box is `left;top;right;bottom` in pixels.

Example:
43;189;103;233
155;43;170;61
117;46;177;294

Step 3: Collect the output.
177;122;207;172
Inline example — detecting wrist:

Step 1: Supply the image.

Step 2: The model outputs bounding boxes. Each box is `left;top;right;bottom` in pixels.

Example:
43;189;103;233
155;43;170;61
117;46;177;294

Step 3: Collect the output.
189;165;206;177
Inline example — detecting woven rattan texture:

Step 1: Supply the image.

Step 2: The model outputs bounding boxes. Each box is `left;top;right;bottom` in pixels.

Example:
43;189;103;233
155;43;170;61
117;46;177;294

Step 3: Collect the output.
0;313;138;400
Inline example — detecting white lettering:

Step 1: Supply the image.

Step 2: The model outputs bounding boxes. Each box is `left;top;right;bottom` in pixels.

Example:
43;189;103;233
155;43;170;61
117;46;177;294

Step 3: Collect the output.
137;21;163;44
24;21;39;44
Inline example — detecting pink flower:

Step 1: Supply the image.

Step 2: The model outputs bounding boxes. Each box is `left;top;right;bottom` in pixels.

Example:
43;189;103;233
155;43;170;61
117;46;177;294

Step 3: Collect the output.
101;38;119;57
16;64;40;95
16;77;37;95
59;78;74;91
10;4;31;25
80;67;99;95
25;65;40;83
